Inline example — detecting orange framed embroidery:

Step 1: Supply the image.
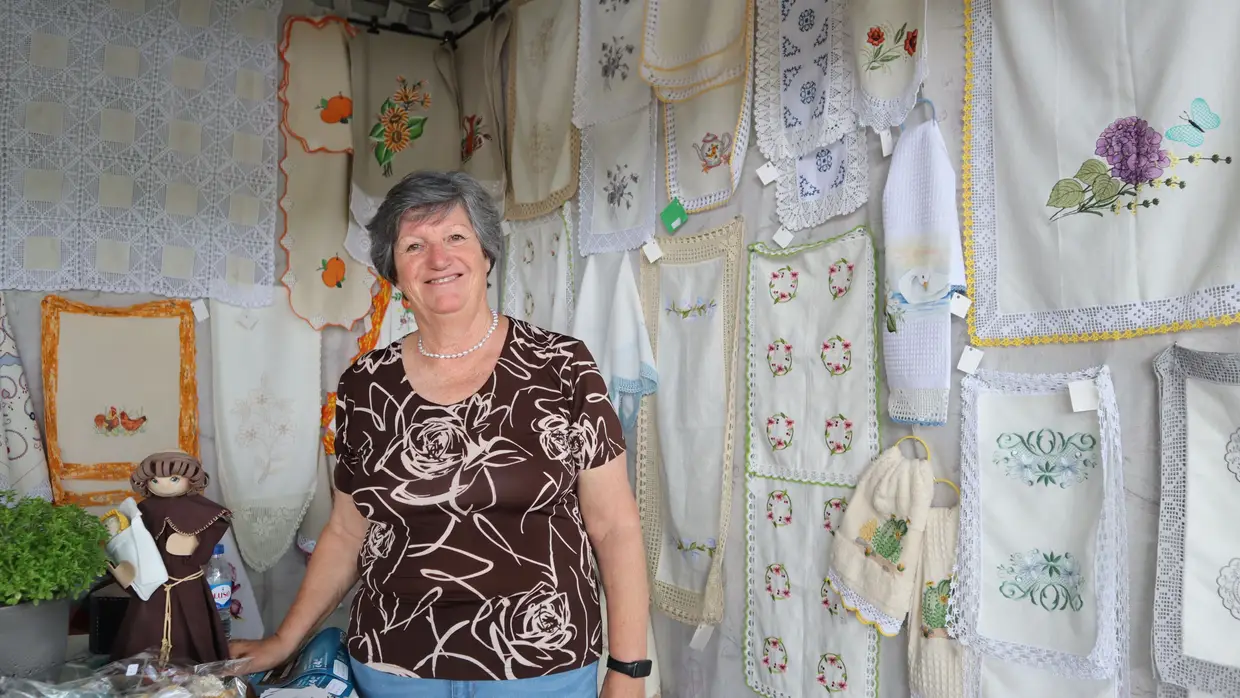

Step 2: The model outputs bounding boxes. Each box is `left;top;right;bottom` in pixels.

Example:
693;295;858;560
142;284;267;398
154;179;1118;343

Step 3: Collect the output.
321;279;395;453
41;296;198;508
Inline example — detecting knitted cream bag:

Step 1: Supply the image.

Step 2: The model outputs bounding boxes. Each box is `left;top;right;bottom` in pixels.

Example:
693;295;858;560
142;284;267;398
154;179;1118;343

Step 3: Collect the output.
827;436;934;635
909;504;963;698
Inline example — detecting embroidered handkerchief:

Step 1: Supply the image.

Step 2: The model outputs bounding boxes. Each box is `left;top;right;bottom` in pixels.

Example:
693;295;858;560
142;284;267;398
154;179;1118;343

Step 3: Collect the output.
501;204;574;333
279;134;374;330
637;218;744;626
754;0;855;160
909;506;964;698
573;0;650;127
579;103;657;255
1152;345;1240;694
640;0;750;101
882;119;964;426
210;300;321;572
964;0;1240;346
852;0;929;131
456;10;511;209
665;67;754;213
744;475;879;698
506;0;580;221
41;297;198;511
954;367;1128;685
279;16;354;154
773;131;869;230
0;293;51;500
745;227;878;485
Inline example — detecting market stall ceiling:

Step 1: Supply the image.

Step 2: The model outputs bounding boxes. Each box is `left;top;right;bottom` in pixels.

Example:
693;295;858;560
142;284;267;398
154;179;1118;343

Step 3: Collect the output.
306;0;493;38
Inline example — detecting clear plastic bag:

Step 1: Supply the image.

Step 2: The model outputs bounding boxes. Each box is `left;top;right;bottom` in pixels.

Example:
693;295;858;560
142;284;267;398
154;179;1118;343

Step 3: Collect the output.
0;654;254;698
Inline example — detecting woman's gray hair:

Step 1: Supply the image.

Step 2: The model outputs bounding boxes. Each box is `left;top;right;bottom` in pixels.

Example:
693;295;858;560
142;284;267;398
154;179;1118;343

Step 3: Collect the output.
366;171;503;286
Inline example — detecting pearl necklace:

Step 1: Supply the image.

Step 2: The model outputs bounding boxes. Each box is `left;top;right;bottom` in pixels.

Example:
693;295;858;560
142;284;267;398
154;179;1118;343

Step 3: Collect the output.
418;310;500;359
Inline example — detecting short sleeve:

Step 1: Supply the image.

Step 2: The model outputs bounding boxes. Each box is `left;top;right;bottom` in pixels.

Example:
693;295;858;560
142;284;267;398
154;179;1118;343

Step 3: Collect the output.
569;341;626;470
332;374;359;495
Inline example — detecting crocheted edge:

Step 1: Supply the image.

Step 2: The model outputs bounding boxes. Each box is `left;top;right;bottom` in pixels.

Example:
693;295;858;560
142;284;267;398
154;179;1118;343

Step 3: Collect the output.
826;567;904;637
636;217;744;626
753;0;857;161
1150;344;1240;694
855;51;930;132
577;103;658;256
773;130;869;232
640;0;747;77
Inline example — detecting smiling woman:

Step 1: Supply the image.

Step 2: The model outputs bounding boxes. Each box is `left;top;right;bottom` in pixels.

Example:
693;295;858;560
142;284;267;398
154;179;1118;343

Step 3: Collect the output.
231;172;652;698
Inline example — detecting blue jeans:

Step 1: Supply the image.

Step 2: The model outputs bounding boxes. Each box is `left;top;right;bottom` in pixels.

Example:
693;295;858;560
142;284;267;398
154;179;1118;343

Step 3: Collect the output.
349;657;598;698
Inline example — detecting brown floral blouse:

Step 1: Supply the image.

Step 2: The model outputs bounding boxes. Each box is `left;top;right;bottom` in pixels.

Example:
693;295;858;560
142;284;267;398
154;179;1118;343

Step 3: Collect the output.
334;319;625;680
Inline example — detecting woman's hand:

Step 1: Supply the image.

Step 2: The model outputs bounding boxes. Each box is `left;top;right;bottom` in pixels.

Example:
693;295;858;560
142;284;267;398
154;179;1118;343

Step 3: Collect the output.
228;633;298;674
600;671;645;698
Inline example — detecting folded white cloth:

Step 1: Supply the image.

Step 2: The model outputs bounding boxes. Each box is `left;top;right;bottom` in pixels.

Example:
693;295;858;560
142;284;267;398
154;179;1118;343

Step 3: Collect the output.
909;505;964;698
105;498;169;602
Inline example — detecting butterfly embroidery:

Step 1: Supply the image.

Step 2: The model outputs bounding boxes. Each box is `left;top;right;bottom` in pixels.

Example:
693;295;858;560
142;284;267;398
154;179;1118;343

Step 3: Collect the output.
1164;97;1221;148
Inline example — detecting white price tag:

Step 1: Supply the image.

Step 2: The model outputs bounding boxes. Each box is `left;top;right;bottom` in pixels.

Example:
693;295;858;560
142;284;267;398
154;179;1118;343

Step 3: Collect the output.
772;227;796;248
126;664;139;677
957;346;984;374
191;299;209;323
642;241;663;263
879;128;895;157
950;292;973;318
690;624;714;650
1069;380;1101;412
756;161;781;186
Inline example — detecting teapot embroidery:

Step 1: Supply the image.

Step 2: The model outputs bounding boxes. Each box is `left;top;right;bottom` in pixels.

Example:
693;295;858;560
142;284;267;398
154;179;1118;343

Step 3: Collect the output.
692;132;733;173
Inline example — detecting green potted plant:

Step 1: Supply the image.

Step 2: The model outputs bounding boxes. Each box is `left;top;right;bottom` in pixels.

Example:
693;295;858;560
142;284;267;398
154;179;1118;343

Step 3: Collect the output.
0;491;109;677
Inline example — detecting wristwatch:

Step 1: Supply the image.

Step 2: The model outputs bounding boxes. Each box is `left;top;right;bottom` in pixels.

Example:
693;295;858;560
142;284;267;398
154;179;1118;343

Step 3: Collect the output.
606;655;653;679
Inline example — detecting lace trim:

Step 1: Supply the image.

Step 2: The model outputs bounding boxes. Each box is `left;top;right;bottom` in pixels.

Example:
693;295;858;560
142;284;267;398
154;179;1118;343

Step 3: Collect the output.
753;0;856;160
1151;345;1240;694
774;131;869;232
951;367;1126;681
640;0;747;76
345;184;382;269
612;362;658;433
153;508;232;539
636;218;744;625
745;227;881;484
889;388;949;427
826;567;904;637
855;53;930;131
664;66;753;214
230;488;316;573
577;104;658;256
500;203;575;330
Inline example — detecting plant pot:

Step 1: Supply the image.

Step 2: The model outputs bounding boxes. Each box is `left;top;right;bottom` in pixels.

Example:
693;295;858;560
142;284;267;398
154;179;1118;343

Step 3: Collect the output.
0;599;69;678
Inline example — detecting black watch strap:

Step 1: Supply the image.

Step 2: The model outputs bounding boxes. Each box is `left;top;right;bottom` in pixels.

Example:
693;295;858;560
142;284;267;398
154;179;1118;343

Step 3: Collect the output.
605;655;653;678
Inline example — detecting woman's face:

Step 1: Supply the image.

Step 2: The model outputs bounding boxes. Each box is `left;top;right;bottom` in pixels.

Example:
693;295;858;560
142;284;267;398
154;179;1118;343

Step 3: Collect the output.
147;474;191;497
393;204;490;318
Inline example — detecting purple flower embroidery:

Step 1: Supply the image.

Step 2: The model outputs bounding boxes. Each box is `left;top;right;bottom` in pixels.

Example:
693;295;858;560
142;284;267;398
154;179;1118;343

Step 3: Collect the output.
1094;116;1170;186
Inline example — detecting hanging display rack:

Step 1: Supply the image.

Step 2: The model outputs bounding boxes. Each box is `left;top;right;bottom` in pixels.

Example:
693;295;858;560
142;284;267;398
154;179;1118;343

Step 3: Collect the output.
345;0;510;47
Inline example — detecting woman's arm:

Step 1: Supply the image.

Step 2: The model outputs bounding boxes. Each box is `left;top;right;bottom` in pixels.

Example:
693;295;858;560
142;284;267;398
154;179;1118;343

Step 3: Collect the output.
579;453;649;675
230;493;368;670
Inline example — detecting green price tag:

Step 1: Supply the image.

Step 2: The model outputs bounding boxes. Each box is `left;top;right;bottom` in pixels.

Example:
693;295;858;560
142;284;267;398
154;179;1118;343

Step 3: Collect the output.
660;198;688;234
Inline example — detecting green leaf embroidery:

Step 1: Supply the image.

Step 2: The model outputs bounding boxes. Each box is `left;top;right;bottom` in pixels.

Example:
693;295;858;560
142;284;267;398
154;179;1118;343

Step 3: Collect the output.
1074;159;1110;185
374;143;392;165
893;22;907;43
368;122;386;140
1046;178;1085;208
380;98;396;114
1092;176;1122;202
407;116;428;140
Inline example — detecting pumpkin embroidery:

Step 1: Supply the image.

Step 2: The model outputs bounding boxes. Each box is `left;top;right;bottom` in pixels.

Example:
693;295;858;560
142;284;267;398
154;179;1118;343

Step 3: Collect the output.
318;255;346;288
820;577;842;615
460;114;492;163
993;429;1098;488
317;93;352;124
768;265;799;304
857;514;908;572
765;563;791;600
765;412;795;451
823;496;847;535
816;653;848;692
824;414;853;455
761;637;789;674
920;578;952;638
693;132;733;173
1218;558;1240;620
766;490;792;527
367;77;431;177
827;258;854;299
767;338;793;376
94;406;147;436
997;549;1085;612
819;335;852;375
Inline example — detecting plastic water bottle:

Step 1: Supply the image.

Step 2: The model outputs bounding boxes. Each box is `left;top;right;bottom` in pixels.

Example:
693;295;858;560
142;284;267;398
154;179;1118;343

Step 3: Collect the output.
205;544;232;639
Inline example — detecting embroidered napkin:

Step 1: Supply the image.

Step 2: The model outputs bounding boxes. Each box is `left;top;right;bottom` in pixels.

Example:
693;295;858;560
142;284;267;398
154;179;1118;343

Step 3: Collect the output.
665;65;753;213
882;119;965;426
852;0;929;130
579;103;657;255
210;300;321;572
455;10;511;209
501;204;574;333
571;252;657;432
574;0;651;127
638;218;744;627
773;131;869;231
279;16;354;154
105;497;169;602
506;0;580;221
640;0;750;101
827;442;934;636
909;506;963;698
346;31;459;266
0;293;51;500
754;0;856;160
280;137;374;330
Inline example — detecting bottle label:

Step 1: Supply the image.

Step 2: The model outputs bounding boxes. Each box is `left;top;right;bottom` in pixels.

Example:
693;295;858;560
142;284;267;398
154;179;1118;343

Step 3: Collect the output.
210;583;232;609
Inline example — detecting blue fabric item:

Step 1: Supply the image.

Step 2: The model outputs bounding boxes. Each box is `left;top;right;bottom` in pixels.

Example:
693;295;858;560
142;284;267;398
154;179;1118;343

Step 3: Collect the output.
610;361;658;432
349;657;599;698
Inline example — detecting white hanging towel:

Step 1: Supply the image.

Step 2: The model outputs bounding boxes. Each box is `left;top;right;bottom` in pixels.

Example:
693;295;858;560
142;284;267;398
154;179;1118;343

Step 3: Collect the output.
881;119;964;426
571;253;657;431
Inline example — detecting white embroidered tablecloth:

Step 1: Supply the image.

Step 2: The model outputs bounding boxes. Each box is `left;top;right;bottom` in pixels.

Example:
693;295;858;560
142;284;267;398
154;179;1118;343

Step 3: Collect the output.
637;218;744;627
0;293;50;500
501;204;574;333
209;300;321;572
954;367;1129;695
578;103;657;255
665;59;753;214
754;0;855;160
851;0;929;131
773;132;869;231
640;0;751;102
0;0;281;305
963;0;1240;346
1152;345;1240;695
573;0;651;127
